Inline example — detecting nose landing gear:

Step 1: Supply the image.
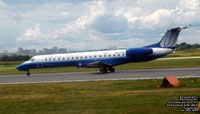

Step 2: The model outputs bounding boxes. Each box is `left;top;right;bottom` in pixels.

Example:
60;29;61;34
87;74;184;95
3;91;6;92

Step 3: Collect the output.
26;71;30;76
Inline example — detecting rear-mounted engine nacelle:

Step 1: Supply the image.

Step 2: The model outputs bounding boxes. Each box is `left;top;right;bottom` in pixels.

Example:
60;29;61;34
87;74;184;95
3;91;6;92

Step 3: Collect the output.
126;48;153;58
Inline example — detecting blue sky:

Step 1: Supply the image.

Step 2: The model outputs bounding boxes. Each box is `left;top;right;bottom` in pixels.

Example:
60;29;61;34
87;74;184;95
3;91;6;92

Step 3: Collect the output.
0;0;200;52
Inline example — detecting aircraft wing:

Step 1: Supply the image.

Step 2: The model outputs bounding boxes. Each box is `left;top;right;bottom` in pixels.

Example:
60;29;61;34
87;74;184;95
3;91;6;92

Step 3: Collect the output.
87;61;111;68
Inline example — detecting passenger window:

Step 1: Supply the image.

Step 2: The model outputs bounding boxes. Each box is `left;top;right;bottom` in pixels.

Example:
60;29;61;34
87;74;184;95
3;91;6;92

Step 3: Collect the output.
113;54;115;57
76;57;78;59
109;55;111;57
94;56;96;58
67;57;69;60
72;57;74;60
90;56;92;58
80;56;83;59
30;59;34;62
118;54;120;56
104;55;106;57
99;55;102;58
63;58;65;60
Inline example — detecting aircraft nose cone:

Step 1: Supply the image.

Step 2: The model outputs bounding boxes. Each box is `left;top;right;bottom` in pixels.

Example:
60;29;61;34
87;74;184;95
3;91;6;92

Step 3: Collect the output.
16;64;23;70
16;65;20;69
16;63;28;71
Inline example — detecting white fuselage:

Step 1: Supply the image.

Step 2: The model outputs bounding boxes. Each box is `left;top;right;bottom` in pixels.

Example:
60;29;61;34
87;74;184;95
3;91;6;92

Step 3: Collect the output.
30;49;127;63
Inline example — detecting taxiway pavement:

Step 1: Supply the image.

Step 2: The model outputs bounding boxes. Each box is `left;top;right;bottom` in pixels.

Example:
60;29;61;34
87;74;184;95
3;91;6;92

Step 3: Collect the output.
0;67;200;84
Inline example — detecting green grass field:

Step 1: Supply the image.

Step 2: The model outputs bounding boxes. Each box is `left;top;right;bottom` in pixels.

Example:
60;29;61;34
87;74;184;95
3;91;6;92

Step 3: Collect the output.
0;50;199;114
0;78;199;114
167;49;200;57
1;58;200;75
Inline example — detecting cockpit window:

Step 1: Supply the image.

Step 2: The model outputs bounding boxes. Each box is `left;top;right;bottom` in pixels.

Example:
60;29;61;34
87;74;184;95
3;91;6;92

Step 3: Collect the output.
30;58;34;62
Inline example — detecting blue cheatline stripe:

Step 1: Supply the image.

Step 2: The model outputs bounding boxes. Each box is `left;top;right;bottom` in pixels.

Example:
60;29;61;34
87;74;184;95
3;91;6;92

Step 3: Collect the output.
33;56;129;64
18;56;131;70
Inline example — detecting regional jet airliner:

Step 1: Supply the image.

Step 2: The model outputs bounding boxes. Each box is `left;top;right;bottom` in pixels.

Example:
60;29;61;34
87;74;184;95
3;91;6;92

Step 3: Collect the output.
17;27;187;76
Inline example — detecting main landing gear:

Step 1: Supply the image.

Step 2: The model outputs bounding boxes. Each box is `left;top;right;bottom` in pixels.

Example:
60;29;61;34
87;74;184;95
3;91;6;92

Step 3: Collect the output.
26;71;30;76
99;66;115;73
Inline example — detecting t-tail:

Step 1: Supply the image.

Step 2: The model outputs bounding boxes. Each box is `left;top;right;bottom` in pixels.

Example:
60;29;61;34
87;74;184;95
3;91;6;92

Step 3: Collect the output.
145;26;188;49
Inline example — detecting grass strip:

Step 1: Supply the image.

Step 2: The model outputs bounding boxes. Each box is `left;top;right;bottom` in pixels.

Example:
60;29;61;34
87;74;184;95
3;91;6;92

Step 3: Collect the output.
0;78;199;114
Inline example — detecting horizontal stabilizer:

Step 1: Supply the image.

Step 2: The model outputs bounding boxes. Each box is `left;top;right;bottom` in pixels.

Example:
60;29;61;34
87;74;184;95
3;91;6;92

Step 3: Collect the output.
180;26;188;29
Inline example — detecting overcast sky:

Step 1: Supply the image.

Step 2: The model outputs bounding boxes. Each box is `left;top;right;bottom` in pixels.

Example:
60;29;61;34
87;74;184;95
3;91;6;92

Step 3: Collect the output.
0;0;200;52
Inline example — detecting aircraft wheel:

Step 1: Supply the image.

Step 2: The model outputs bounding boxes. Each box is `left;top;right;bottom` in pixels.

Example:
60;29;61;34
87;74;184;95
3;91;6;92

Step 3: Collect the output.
26;71;30;76
100;67;107;73
103;68;108;73
101;68;107;73
109;68;115;72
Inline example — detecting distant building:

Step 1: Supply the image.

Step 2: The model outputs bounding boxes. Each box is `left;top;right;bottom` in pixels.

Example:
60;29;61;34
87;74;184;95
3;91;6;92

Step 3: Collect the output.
52;46;58;53
58;48;67;53
2;47;80;55
17;47;35;55
18;47;23;54
38;50;43;54
43;48;48;54
31;49;36;54
23;49;32;55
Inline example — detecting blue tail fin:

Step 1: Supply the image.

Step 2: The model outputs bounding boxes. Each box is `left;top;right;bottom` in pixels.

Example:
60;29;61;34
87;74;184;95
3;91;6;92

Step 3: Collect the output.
145;27;188;49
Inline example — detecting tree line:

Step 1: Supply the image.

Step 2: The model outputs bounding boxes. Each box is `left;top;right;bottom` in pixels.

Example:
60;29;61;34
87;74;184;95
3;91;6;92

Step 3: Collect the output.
0;55;31;61
176;42;200;50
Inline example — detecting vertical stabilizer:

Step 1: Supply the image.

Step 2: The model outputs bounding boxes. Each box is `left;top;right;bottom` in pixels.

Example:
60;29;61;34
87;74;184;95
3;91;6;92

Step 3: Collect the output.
145;27;188;49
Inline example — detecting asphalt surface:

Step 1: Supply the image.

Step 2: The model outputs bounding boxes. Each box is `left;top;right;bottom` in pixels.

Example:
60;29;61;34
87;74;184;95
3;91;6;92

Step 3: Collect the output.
0;67;200;84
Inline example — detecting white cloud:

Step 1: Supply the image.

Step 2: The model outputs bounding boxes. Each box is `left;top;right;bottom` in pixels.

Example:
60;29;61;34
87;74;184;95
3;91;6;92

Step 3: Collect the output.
20;3;74;23
55;1;105;35
141;9;172;29
114;0;200;30
1;0;200;52
91;14;128;34
179;0;200;10
17;24;42;42
0;0;6;7
17;24;58;43
17;1;105;48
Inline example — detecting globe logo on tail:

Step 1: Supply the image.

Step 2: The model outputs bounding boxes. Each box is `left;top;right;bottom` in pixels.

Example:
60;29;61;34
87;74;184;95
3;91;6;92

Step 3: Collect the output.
160;30;180;48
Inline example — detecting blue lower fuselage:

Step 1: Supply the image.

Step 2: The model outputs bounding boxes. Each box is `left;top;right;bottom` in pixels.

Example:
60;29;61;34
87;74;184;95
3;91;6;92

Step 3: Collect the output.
16;53;165;71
